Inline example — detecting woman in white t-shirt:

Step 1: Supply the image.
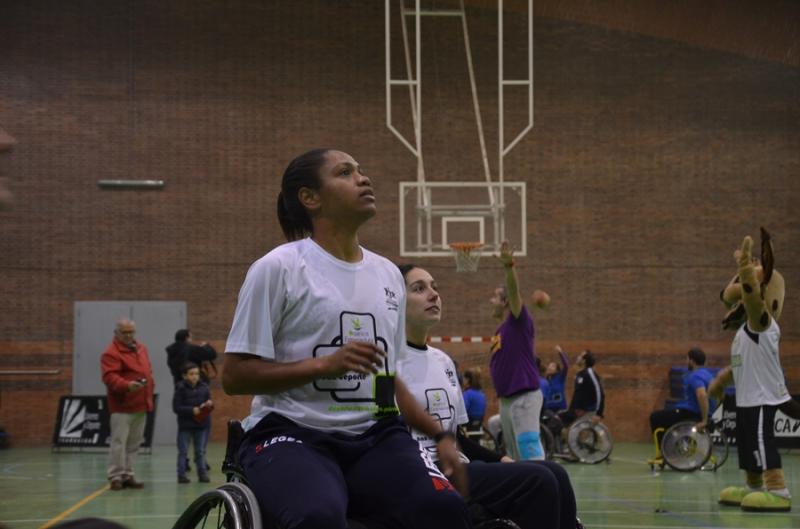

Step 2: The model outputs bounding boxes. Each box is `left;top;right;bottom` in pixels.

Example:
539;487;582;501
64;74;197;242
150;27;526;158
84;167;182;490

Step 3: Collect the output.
397;264;582;529
222;149;469;529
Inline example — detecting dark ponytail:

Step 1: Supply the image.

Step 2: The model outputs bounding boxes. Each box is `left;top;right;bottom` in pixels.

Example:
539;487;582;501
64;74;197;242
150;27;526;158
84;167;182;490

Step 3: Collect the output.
277;148;330;241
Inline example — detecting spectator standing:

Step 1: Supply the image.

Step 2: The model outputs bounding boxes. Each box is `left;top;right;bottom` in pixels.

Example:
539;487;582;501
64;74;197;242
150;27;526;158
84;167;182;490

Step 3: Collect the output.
100;318;154;490
166;329;218;384
173;362;213;483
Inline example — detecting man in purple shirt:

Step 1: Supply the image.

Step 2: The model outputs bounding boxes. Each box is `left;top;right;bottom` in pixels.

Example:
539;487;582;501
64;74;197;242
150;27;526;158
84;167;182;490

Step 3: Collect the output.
488;241;544;460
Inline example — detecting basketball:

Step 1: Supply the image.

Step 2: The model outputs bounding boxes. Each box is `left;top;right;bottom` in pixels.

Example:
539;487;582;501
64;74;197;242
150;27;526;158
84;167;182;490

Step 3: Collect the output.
532;289;550;309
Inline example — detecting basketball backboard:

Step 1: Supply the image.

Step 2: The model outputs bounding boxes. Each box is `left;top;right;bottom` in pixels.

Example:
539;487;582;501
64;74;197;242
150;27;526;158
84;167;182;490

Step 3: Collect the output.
399;181;526;257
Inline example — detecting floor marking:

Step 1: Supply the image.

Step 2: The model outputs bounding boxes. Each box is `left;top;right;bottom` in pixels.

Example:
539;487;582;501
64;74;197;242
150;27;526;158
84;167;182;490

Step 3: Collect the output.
37;484;109;529
589;525;791;529
581;509;798;516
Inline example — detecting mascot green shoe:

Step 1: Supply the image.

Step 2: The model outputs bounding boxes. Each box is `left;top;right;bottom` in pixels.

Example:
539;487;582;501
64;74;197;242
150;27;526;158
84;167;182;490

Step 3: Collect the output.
740;491;791;512
719;486;750;506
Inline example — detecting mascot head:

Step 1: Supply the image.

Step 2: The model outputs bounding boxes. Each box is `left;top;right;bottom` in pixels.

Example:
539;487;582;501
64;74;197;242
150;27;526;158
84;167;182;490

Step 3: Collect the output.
721;227;785;330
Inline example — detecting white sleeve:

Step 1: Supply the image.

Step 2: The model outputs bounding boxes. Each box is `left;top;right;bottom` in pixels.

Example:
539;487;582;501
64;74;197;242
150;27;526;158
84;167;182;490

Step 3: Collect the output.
225;255;287;359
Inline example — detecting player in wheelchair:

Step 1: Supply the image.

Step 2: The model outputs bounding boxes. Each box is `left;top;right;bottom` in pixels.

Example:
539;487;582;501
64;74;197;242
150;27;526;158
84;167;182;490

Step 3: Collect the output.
541;350;612;464
398;263;584;529
647;347;721;471
206;149;472;529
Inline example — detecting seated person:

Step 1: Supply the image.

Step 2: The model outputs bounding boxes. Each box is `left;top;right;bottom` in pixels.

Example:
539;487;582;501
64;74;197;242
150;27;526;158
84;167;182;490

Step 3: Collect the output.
462;367;487;428
222;149;470;529
537;358;551;416
399;263;580;529
649;347;716;449
560;350;604;425
544;346;570;412
546;350;605;443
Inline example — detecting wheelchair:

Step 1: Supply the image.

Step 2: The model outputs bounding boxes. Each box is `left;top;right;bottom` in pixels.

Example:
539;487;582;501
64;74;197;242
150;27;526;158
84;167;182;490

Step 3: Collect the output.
488;412;612;464
172;420;521;529
648;419;729;472
548;414;613;464
462;419;499;453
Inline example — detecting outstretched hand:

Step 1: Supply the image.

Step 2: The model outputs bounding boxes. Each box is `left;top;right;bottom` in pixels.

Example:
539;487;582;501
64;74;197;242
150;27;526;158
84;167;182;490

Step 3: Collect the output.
495;240;515;267
324;341;385;377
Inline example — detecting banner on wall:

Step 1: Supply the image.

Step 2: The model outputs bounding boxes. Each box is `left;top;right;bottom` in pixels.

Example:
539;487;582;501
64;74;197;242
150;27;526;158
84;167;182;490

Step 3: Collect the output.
711;394;800;449
52;395;157;449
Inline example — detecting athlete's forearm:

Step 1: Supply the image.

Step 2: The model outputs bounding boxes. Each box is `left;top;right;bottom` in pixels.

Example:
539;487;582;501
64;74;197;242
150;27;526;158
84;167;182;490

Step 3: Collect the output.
696;387;709;423
503;264;522;318
221;352;330;395
709;366;733;401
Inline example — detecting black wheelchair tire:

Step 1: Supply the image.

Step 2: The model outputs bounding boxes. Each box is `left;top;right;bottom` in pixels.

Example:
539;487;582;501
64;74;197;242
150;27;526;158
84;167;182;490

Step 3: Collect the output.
172;482;261;529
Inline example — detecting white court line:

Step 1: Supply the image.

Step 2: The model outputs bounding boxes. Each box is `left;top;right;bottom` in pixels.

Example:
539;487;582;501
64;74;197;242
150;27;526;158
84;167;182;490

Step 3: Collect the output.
5;514;179;524
580;498;726;505
588;525;790;529
569;477;716;484
581;509;799;517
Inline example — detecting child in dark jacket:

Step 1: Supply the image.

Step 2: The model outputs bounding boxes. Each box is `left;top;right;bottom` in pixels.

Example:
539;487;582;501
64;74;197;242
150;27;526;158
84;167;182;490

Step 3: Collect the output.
173;362;213;483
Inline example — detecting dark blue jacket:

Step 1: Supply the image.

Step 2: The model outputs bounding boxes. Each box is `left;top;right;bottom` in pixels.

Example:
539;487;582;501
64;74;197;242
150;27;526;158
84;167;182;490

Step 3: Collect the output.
173;380;211;430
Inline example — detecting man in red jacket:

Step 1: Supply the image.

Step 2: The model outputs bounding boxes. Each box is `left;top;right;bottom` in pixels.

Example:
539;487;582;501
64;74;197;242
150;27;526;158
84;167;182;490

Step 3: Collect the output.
101;318;154;491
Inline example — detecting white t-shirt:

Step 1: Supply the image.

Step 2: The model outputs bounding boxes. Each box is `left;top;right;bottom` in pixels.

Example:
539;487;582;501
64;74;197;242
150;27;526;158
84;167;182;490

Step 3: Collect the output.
731;318;790;407
397;342;468;461
225;238;406;434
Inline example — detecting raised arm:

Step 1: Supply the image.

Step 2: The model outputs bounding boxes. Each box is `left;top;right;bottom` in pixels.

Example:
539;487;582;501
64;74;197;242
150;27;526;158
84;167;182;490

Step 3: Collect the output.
498;241;522;318
556;345;569;374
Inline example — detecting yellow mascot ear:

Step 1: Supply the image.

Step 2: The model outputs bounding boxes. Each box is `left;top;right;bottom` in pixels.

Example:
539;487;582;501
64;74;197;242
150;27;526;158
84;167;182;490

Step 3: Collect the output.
758;226;785;321
760;227;774;285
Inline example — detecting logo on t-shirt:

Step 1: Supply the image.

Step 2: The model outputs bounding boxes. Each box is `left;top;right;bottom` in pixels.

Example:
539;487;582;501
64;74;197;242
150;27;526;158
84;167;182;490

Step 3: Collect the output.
384;287;399;311
312;312;397;416
490;334;501;354
344;315;372;342
425;388;454;426
444;367;458;387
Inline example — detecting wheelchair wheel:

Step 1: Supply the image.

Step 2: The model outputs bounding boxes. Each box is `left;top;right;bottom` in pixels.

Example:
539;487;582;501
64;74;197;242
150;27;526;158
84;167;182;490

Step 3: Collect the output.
661;421;712;472
173;482;262;529
567;419;612;464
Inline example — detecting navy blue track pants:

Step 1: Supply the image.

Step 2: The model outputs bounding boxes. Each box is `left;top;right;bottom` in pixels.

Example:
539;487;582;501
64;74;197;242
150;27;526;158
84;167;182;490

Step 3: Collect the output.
238;413;470;529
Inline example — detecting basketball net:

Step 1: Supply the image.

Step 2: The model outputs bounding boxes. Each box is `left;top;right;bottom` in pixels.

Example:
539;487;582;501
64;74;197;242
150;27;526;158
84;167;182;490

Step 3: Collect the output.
449;242;483;272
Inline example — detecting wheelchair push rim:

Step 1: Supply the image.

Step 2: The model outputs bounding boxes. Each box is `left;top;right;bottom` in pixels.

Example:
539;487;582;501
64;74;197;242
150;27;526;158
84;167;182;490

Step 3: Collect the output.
567;418;613;464
172;482;262;529
660;421;713;472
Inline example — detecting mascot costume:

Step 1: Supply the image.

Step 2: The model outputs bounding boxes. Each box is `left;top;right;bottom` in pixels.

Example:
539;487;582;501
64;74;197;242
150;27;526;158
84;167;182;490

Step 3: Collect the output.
710;228;798;512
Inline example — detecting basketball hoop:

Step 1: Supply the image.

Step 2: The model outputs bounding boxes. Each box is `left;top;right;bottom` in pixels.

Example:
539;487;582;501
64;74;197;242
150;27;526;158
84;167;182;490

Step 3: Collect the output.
449;242;483;272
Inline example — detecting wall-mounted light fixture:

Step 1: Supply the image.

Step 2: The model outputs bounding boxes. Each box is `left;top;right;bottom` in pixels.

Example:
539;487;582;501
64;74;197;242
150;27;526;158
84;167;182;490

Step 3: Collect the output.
97;179;165;190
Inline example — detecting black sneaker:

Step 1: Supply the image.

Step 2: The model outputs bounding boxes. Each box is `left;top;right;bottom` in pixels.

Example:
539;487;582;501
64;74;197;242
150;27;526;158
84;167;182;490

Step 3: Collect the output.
199;474;210;483
178;475;191;484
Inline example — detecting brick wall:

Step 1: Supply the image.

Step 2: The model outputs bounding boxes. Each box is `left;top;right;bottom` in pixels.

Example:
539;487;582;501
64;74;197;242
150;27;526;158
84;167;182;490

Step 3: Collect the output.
0;0;798;445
